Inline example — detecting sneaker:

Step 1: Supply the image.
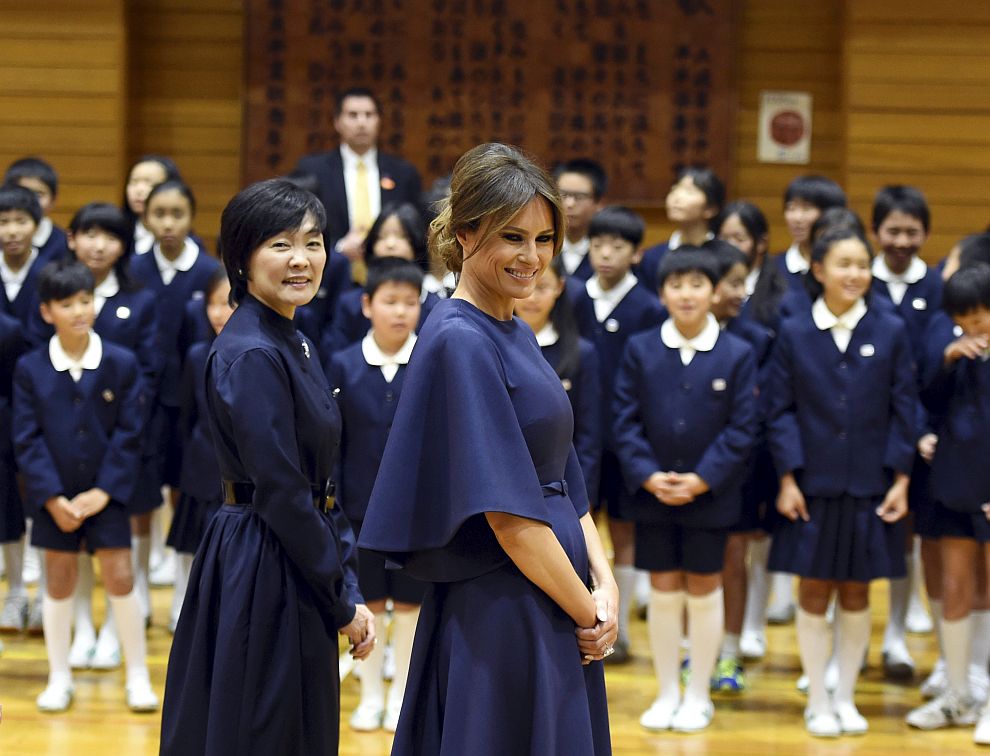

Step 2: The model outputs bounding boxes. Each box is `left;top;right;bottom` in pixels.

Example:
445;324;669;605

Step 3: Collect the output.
126;678;160;712
383;701;401;733
149;552;176;587
349;702;384;731
26;595;43;635
739;631;766;660
974;706;990;745
37;682;74;713
971;665;990;705
91;626;122;670
0;592;28;632
680;657;691;686
68;634;96;669
671;697;714;732
921;659;948;700
906;692;980;730
882;640;915;681
640;697;679;731
835;702;868;734
804;708;840;737
711;657;746;692
603;637;630;665
906;598;933;634
766;600;795;625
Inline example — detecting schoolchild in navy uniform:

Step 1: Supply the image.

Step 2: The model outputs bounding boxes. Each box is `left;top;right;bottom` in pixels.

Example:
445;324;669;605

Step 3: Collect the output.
324;202;439;356
774;175;847;295
553;158;607;283
0;310;27;641
128;179;220;624
515;255;603;507
4;157;69;262
327;258;425;734
574;205;664;662
614;248;758;732
122;155;182;255
767;227;917;737
702;240;774;690
905;263;990;740
0;183;49;331
636;167;724;294
12;258;157;713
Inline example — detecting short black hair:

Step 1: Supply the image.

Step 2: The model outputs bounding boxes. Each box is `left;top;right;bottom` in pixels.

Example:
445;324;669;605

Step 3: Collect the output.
588;205;645;247
364;202;429;270
805;227;873;301
0;182;42;224
123;154;183;223
334;87;381;117
811;207;867;243
219;179;328;304
5;157;58;198
675;166;725;211
146;179;197;216
703;239;749;280
553;158;609;200
657;245;720;288
38;258;95;303
715;201;769;249
69;202;135;290
943;263;990;317
959;233;990;269
784;175;847;211
365;257;424;299
872;185;931;233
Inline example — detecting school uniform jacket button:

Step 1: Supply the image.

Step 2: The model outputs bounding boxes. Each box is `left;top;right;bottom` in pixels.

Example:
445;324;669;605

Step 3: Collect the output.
838;431;847;440
385;391;395;402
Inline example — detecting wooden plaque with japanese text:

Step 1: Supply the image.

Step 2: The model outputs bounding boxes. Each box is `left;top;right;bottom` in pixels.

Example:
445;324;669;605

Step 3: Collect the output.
244;0;737;204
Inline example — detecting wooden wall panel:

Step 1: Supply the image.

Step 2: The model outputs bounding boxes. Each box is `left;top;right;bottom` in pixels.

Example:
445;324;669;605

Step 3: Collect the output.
126;0;243;251
0;0;126;228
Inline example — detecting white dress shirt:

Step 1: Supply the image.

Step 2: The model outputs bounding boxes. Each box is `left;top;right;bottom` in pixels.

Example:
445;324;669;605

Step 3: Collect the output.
660;313;720;366
32;217;53;249
134;221;155;255
153;238;199;285
534;322;559;347
341;143;381;231
1;247;39;302
811;297;867;353
585;271;639;323
361;331;417;383
561;237;590;276
93;271;120;316
49;331;103;382
872;255;927;306
784;243;810;275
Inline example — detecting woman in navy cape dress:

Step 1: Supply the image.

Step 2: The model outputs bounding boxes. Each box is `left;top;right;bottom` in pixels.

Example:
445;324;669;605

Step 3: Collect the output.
359;143;614;756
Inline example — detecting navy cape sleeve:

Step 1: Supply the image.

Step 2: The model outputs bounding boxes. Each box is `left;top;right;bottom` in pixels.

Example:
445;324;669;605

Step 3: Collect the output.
359;322;558;582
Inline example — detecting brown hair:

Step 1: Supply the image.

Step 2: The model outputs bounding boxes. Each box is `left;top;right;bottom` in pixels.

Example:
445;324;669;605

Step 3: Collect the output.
429;143;565;274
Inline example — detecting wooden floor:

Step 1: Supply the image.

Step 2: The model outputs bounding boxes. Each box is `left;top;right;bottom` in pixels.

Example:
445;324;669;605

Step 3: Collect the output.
0;577;980;754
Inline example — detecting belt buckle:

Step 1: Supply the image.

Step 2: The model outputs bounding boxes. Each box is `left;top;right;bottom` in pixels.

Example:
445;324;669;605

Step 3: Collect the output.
324;494;335;512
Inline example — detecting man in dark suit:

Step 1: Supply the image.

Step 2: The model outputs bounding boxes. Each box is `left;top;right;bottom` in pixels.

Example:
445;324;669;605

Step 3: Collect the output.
295;88;422;266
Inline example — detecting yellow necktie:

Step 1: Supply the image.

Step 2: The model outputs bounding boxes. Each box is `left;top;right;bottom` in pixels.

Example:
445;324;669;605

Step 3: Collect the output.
353;159;373;233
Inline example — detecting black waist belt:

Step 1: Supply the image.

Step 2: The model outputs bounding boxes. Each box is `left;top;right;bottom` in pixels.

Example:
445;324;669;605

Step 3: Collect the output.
222;479;336;512
541;480;568;497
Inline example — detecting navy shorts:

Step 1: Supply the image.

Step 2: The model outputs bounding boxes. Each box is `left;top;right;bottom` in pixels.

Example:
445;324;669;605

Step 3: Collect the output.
31;499;131;553
634;521;729;574
936;502;990;544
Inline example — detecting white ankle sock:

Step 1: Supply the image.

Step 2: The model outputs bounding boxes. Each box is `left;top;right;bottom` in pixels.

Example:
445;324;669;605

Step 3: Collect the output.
834;607;871;707
43;593;73;688
359;611;386;709
613;564;637;644
170;553;194;626
884;576;909;648
131;536;151;619
108;590;149;687
2;540;26;595
648;590;685;705
797;608;832;715
73;555;96;644
387;608;419;712
686;588;723;704
942;615;973;698
743;538;771;635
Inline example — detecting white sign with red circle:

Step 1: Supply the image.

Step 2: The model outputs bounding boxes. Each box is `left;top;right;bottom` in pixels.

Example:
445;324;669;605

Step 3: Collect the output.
758;91;812;164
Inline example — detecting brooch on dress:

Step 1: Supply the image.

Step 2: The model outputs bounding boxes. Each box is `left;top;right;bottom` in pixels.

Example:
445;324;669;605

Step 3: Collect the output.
301;340;311;359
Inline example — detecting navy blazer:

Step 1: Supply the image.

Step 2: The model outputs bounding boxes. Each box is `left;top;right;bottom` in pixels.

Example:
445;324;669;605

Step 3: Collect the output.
294;149;422;245
294;250;352;346
12;341;145;514
0;311;26;465
725;314;775;420
129;250;220;407
634;241;670;293
326;342;406;525
37;224;69;263
573;280;665;444
542;337;603;505
613;329;758;527
570;253;594;282
923;352;990;512
870;266;943;361
322;285;439;358
0;252;46;330
177;341;220;502
773;251;806;294
767;306;918;498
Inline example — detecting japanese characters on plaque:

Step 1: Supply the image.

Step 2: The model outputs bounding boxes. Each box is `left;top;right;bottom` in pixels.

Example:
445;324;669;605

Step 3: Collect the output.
245;0;735;203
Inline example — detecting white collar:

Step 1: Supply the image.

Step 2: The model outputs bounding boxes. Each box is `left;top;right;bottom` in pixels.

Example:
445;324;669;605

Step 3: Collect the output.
49;331;102;376
562;236;590;256
744;266;760;296
785;243;810;274
94;271;120;299
660;313;720;353
668;229;713;251
872;254;927;285
32;217;53;248
534;322;559;347
811;297;868;332
362;331;417;367
0;247;39;283
585;270;638;304
153;237;199;273
134;221;154;255
341;143;378;169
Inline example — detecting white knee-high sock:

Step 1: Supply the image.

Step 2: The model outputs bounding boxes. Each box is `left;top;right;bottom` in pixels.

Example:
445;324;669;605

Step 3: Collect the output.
108;590;149;687
42;593;73;688
686;588;724;704
169;553;194;627
969;611;990;677
834;607;871;708
613;564;637;645
358;610;386;708
743;538;771;635
131;535;151;620
721;632;741;661
885;576;909;648
942;615;973;699
635;569;651;608
386;608;420;712
648;590;685;705
797;608;832;715
2;540;26;595
73;555;96;644
770;571;794;607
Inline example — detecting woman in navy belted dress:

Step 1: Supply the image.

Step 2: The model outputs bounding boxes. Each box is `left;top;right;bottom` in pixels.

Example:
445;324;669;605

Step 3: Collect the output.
160;179;375;756
360;143;616;755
